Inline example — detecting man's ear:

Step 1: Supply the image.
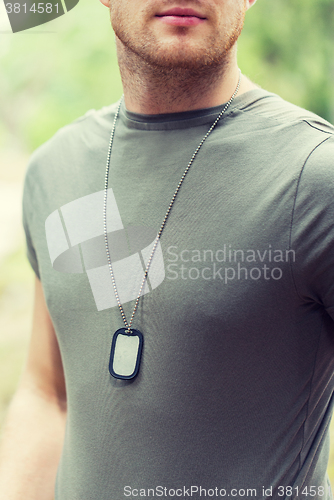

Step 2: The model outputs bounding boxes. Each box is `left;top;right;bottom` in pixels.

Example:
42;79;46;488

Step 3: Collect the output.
246;0;257;9
99;0;110;7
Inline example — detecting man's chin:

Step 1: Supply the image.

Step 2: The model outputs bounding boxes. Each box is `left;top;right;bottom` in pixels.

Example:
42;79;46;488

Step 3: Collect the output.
145;55;226;72
123;40;231;72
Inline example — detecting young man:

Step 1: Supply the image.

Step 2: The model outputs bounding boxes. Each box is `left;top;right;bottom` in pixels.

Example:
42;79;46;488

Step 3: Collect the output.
1;0;334;498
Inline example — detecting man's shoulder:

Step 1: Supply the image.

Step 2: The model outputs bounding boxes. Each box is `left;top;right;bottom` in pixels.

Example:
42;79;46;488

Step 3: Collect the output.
25;101;120;176
236;88;334;136
48;101;120;145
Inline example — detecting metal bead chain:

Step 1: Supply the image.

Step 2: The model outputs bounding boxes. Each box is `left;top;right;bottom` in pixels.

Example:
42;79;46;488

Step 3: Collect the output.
104;70;242;333
103;99;127;326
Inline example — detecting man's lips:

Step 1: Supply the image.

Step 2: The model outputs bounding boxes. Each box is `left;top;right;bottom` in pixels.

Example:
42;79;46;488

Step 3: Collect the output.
155;7;207;26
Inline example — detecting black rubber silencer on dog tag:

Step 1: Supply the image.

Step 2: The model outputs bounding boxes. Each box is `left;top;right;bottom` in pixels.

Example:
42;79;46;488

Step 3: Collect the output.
109;328;143;380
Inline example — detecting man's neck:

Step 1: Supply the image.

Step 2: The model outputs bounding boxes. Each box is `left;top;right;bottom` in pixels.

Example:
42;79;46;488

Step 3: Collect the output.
117;41;258;115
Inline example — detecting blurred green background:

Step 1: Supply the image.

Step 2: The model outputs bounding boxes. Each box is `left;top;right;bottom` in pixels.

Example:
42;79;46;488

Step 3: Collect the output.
0;0;334;487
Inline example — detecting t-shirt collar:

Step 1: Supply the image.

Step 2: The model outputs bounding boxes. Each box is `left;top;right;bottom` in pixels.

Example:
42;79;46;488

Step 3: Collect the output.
119;89;271;131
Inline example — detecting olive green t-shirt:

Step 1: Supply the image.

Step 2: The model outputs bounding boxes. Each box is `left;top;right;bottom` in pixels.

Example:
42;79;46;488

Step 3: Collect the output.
23;89;334;499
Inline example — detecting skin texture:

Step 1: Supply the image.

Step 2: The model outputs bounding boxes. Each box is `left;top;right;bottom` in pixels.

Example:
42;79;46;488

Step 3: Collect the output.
100;0;258;113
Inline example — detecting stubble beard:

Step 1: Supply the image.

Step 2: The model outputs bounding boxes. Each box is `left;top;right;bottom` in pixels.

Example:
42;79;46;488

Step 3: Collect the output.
111;3;246;109
112;8;245;71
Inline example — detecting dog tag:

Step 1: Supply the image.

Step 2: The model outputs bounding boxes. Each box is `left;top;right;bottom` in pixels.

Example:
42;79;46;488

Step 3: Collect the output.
109;328;143;380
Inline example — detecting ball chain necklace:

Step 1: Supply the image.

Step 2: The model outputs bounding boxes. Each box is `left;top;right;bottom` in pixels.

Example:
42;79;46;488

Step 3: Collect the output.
104;70;241;380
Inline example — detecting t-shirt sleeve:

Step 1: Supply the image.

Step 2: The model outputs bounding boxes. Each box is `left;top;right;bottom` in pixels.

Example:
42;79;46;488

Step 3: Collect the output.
290;135;334;320
22;165;41;279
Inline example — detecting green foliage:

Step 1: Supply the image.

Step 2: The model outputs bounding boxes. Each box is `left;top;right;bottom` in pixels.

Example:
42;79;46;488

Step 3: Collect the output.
0;246;33;296
239;0;334;121
0;0;122;151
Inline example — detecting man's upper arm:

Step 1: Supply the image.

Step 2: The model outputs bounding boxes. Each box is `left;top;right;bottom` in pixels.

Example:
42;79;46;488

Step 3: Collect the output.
20;276;66;410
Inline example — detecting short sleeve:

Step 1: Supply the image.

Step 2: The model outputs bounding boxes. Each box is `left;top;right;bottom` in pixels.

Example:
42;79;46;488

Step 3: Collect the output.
22;164;41;279
291;135;334;319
